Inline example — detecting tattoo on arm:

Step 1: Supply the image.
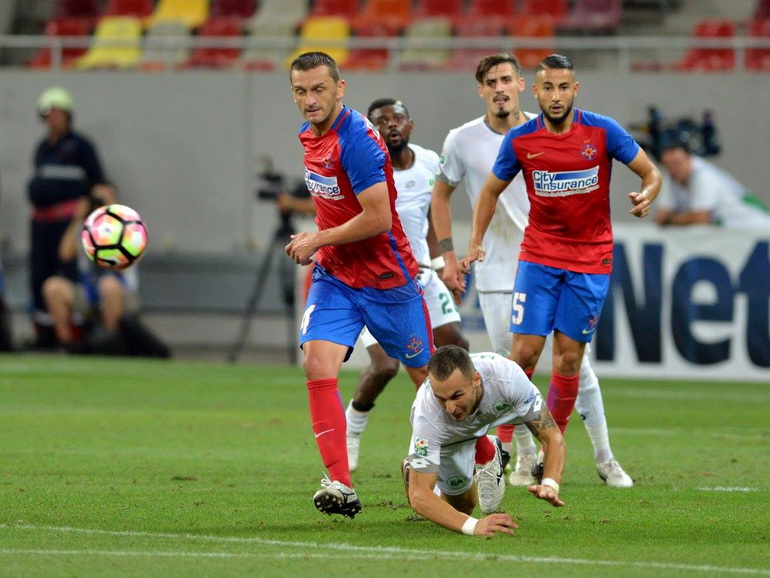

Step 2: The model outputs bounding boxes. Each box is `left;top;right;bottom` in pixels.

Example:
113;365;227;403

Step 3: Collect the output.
525;405;559;442
438;238;454;253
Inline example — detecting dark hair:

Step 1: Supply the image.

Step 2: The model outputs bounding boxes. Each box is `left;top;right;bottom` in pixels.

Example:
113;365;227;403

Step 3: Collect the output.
289;51;340;83
537;53;574;73
428;345;475;382
475;52;522;83
367;98;410;120
658;139;691;156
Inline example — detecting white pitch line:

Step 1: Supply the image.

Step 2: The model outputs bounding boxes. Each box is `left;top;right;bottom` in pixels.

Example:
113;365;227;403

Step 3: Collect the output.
0;524;768;575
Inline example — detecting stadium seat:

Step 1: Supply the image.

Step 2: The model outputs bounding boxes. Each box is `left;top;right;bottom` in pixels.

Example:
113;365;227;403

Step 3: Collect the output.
286;16;351;69
467;0;517;29
520;0;568;22
747;18;770;71
443;17;506;72
399;17;452;71
755;0;770;20
102;0;155;19
675;18;736;72
354;0;412;36
344;21;392;71
138;20;191;71
75;16;143;69
184;16;244;68
147;0;210;30
211;0;258;18
556;0;622;35
239;0;309;71
510;14;554;68
54;0;101;23
27;17;92;69
414;0;463;21
310;0;360;19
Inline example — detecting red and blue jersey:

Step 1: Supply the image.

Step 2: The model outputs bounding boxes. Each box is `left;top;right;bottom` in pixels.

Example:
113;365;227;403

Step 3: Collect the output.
298;105;418;289
492;108;639;274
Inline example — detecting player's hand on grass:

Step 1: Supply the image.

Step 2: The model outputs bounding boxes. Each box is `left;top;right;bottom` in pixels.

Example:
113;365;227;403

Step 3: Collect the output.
286;232;317;266
628;191;652;218
527;484;565;507
475;513;518;536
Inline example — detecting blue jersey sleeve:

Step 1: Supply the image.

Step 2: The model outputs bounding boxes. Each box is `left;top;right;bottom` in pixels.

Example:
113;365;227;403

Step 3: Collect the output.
492;129;522;182
582;111;640;165
339;114;387;195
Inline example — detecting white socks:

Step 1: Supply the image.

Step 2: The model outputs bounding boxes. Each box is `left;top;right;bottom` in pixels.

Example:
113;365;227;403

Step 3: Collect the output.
345;400;370;436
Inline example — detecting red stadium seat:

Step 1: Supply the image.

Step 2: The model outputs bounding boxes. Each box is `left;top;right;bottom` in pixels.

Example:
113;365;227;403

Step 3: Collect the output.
102;0;155;19
676;19;736;72
54;0;101;20
747;18;770;72
354;0;412;35
444;17;506;72
557;0;622;35
510;14;554;69
520;0;568;21
755;0;770;20
414;0;463;20
27;17;92;69
310;0;360;19
211;0;258;18
344;21;392;70
184;17;244;68
467;0;517;29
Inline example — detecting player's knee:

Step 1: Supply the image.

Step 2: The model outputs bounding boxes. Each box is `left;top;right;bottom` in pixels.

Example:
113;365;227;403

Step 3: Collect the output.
371;357;400;382
41;276;70;303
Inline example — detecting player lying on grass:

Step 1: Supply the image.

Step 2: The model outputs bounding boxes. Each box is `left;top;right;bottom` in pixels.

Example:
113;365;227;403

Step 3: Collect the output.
402;345;565;536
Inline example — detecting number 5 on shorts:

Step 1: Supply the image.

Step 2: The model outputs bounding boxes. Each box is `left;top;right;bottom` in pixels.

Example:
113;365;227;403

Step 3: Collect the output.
511;292;526;326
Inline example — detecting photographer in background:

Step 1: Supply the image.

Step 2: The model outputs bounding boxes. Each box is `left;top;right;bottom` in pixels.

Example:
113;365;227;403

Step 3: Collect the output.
27;86;110;348
656;141;770;228
43;185;169;358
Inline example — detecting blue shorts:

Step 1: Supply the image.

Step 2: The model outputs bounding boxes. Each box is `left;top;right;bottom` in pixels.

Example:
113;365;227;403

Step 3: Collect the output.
300;265;432;367
510;261;609;343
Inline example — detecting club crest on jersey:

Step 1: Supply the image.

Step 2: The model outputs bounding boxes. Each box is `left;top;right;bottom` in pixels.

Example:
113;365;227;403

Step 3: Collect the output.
532;166;600;197
321;156;334;170
305;169;343;200
414;437;428;457
581;140;597;160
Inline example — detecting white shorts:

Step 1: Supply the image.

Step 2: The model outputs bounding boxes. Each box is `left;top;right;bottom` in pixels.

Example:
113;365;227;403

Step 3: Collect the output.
434;436;481;497
478;291;514;356
360;268;461;348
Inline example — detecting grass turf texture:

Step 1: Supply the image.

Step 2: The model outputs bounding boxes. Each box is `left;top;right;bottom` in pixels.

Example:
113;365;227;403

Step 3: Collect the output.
0;354;768;577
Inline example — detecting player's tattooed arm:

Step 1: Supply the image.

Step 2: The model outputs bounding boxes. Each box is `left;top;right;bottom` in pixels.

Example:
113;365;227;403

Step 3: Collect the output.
524;404;559;443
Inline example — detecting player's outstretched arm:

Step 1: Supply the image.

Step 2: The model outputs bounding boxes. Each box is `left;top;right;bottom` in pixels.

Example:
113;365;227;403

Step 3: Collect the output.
627;149;662;219
524;404;566;507
406;461;517;536
466;173;510;265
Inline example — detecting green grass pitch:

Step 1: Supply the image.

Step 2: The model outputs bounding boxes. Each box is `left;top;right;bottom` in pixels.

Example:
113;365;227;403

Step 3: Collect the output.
0;353;768;577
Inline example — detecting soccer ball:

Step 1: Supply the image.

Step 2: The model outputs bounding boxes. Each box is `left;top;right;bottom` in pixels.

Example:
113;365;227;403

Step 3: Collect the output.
81;204;148;271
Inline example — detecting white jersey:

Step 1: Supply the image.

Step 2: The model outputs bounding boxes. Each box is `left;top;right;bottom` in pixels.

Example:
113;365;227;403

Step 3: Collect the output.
408;352;542;472
658;156;770;228
393;143;439;268
437;113;537;292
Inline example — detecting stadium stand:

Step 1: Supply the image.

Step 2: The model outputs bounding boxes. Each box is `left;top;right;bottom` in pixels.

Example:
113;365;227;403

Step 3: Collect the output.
53;0;101;26
310;0;360;19
102;0;155;20
557;0;623;35
443;17;506;72
184;16;244;68
467;0;517;29
755;0;770;20
27;16;91;69
146;0;209;30
675;18;736;72
413;0;463;23
747;17;770;71
354;0;413;36
519;0;568;22
75;15;143;69
398;17;452;71
510;14;555;68
138;20;191;71
286;16;351;69
210;0;258;19
345;21;392;70
239;0;309;71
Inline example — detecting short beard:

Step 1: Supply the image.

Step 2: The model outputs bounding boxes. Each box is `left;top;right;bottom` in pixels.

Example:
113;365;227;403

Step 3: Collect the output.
387;138;409;157
542;104;572;126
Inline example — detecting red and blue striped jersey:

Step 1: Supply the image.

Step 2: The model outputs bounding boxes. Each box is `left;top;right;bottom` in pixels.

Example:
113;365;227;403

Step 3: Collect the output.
298;105;418;289
493;108;639;274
